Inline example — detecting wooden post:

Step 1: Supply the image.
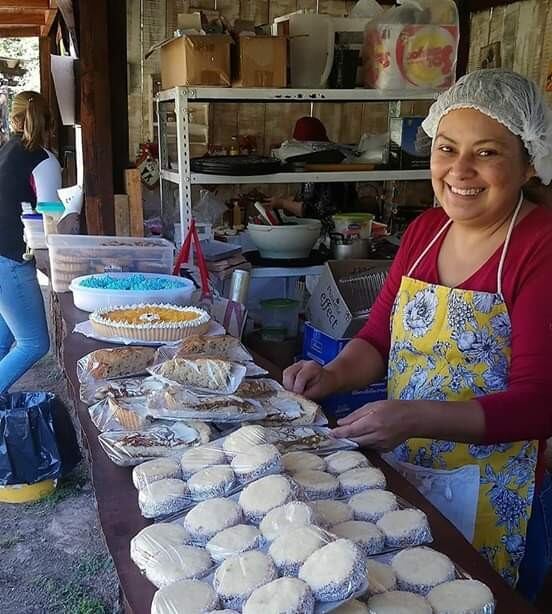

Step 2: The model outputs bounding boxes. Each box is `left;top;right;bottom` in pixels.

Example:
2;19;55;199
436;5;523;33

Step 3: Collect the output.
125;168;144;237
114;194;130;237
79;0;115;235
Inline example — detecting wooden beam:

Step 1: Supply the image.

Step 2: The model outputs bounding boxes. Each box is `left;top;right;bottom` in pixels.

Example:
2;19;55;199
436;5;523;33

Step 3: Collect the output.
80;0;115;235
456;0;471;78
41;8;57;37
0;26;40;36
467;0;517;11
0;9;47;26
0;1;48;7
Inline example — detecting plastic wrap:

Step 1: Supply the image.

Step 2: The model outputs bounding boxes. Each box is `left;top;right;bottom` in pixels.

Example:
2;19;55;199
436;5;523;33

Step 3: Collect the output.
156;334;253;363
263;426;357;455
338;467;387;497
259;390;328;426
98;421;211;466
243;577;315;614
132;457;182;490
206;524;263;563
325;451;371;476
390;547;455;596
151;579;219;614
79;375;164;405
148;357;247;394
146;386;267;422
139;478;191;518
427;579;495;614
235;378;283;397
77;346;156;383
88;396;152;432
375;508;432;550
184;497;244;544
130;522;191;571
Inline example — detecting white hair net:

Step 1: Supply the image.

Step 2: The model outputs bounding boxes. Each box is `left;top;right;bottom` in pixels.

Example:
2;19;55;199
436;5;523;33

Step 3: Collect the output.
422;69;552;185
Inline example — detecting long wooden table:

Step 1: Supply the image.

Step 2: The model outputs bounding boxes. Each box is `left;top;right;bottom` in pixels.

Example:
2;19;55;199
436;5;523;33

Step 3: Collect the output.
56;293;539;614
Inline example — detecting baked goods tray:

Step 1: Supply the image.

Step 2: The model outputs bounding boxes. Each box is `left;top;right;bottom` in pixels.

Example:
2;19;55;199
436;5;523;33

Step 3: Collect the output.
74;319;225;346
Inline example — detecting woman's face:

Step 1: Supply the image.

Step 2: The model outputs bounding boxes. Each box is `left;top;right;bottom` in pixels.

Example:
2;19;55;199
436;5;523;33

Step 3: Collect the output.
431;108;534;226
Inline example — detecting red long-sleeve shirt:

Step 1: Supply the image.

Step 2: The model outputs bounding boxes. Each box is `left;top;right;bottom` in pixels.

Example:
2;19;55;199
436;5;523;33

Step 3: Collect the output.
357;206;552;453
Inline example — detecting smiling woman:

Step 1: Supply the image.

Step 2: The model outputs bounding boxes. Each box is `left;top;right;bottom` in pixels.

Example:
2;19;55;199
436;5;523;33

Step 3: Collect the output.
283;69;552;602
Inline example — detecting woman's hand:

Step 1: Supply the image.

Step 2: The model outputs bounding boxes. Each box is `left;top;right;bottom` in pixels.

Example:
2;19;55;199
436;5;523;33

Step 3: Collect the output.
283;360;338;400
332;400;420;451
264;196;304;217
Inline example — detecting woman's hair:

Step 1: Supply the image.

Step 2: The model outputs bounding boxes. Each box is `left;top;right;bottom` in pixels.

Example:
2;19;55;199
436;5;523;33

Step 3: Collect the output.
10;91;50;151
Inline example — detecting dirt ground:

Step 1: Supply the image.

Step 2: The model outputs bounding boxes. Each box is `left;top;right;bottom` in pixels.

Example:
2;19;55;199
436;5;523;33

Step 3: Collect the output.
0;351;121;614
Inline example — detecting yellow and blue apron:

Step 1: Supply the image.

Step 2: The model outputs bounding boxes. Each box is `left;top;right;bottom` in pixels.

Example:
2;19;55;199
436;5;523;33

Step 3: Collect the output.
385;195;538;586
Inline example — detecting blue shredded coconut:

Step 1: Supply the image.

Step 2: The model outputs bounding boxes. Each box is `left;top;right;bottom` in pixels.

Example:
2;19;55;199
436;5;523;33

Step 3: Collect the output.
79;274;185;291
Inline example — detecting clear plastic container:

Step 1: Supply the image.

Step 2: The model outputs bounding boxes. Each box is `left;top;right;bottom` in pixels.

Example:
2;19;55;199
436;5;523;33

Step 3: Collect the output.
47;234;175;293
260;298;300;341
21;214;47;249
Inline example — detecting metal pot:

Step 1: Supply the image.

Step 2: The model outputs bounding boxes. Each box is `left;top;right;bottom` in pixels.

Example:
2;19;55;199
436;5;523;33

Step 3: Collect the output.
330;233;370;260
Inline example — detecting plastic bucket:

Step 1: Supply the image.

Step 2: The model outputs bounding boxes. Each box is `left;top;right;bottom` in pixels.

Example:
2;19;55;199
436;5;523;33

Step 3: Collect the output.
333;213;374;240
260;298;301;341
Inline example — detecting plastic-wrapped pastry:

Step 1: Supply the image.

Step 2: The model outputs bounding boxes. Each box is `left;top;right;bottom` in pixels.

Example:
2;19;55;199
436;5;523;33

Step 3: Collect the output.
325;451;370;475
239;474;295;524
213;550;277;610
206;524;263;563
338;467;386;497
427;579;495;614
184;498;243;544
269;526;329;578
293;470;340;501
151;579;219;614
130;522;191;571
231;444;283;483
391;547;455;596
366;590;432;613
259;501;314;542
243;577;315;614
180;447;227;479
309;500;354;529
332;520;385;556
282;451;326;475
138;478;190;518
132;457;182;490
187;466;236;500
144;543;213;588
348;490;399;523
376;509;432;549
365;559;397;595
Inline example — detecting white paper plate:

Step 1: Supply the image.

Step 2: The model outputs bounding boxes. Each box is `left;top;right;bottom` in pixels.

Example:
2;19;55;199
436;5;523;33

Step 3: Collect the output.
74;319;226;346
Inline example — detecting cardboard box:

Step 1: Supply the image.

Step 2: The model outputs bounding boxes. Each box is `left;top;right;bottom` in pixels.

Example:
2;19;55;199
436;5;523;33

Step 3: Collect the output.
303;322;349;366
233;36;287;88
159;35;232;88
389;116;430;170
306;260;390;339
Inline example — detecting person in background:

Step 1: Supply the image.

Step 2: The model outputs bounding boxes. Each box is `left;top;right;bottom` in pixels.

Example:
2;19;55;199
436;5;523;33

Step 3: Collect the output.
0;91;61;393
284;69;552;600
265;116;358;234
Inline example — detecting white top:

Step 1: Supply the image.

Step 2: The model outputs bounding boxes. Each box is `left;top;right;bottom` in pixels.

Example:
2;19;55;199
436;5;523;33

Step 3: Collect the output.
130;522;190;570
376;509;429;538
144;544;212;588
184;498;242;535
282;451;326;474
180;447;226;475
310;500;353;527
349;490;398;520
214;550;276;597
332;599;369;613
139;478;188;504
151;579;218;614
239;475;293;515
332;520;384;546
427;579;494;613
366;560;397;594
223;425;267;455
325;451;369;475
293;470;339;494
260;501;313;542
299;539;360;590
231;444;281;474
339;467;386;492
188;465;235;492
243;577;312;614
391;548;455;588
269;526;328;565
206;524;261;563
132;457;181;490
367;591;432;614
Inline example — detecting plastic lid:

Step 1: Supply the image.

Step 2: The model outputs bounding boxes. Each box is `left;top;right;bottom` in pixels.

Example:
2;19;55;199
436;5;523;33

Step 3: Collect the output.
333;213;374;220
260;299;300;310
36;201;65;215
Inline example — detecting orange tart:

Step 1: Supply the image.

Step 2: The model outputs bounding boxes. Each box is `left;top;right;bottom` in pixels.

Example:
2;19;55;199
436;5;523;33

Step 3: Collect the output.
89;303;210;342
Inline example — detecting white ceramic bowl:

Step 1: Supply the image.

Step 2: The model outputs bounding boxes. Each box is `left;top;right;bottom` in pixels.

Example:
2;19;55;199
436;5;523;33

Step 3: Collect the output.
70;273;195;312
247;218;322;259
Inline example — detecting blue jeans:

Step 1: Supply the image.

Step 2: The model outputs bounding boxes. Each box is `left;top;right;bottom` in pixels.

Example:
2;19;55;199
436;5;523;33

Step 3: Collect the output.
517;471;552;601
0;256;50;393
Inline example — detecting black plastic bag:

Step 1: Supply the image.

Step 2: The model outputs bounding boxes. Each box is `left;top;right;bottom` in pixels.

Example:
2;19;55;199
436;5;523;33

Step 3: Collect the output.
0;392;65;485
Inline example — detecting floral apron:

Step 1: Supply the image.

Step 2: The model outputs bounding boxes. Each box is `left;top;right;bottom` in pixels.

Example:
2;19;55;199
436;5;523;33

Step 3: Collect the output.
385;195;538;586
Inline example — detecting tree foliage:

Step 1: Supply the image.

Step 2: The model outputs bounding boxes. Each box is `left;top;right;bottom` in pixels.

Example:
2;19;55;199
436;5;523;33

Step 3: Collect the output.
0;37;40;92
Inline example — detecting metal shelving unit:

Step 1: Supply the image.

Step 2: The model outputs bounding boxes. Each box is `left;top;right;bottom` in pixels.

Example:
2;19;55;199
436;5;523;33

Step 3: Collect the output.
157;86;439;243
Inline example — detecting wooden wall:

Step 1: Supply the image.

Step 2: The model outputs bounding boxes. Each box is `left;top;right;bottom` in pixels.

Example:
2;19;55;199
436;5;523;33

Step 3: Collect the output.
467;0;552;106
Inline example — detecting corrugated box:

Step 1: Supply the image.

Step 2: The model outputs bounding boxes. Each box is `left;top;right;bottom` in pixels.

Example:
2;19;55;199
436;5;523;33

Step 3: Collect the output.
159;35;232;88
233;36;287;88
303;322;349;365
306;260;390;339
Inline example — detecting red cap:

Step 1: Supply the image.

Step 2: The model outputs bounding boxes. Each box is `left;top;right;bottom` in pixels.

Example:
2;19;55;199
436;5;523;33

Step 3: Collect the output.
292;116;329;142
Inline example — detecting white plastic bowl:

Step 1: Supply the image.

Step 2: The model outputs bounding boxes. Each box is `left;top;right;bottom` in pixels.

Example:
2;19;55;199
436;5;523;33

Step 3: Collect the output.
70;273;195;312
247;218;322;259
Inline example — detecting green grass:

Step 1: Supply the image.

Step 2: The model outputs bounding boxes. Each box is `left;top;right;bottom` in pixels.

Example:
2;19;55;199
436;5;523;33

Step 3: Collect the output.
77;553;114;577
36;465;89;507
35;575;107;614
